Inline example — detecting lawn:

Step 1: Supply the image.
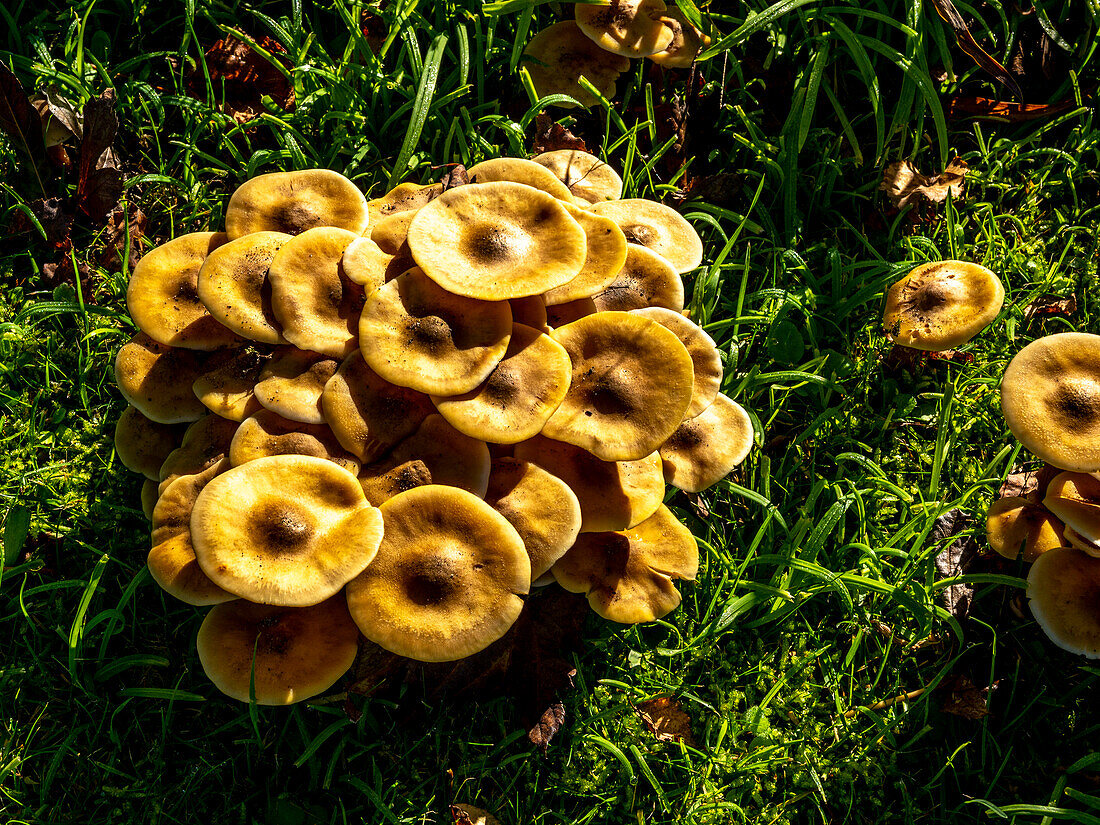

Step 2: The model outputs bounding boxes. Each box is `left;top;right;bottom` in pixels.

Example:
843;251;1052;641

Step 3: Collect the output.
1;0;1099;823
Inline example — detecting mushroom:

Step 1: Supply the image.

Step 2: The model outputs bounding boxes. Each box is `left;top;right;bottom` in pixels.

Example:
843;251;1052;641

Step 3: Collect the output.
520;21;631;109
158;414;241;492
341;236;402;297
531;149;624;205
252;346;338;425
196;230;292;345
575;0;677;58
1043;472;1100;546
367;181;442;226
630;307;722;418
658;393;754;492
229;409;361;475
1027;547;1100;658
541;202;628;306
449;804;503;825
192;346;271;421
114;333;208;424
545;296;598;328
985;496;1065;562
882;261;1004;351
467;157;574;202
589;199;703;274
590;243;684;313
509;295;549;331
225;169;369;239
140;479;158;521
1064;526;1100;557
344;485;530;662
370;209;417;256
114;405;186;479
647;7;711;68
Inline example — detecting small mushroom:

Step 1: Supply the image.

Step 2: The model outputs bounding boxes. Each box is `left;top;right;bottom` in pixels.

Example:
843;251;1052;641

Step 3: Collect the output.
192;346;271;421
545;296;598;328
590;243;684;313
229;409;361;475
225;169;369;239
520;21;631;109
341;236;402;296
252;346;338;425
532;149;624;205
1027;547;1100;658
114;405;186;479
542;202;628;306
114;333;208;424
367;181;442;225
985;496;1065;562
882;260;1004;351
575;0;676;58
1043;472;1100;546
647;7;711;68
158;414;241;491
658;394;754;492
630;307;722;418
589;199;703;274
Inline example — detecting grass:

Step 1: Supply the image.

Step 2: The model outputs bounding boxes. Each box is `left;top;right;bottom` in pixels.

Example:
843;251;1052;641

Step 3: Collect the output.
1;0;1099;822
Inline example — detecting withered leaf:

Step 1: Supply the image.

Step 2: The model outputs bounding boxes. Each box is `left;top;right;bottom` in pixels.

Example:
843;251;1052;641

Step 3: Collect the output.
927;0;1023;100
880;158;968;210
191;35;295;125
931;508;980;620
998;463;1060;502
926;349;974;365
360;10;388;55
77;89;123;220
948;95;1075;122
1024;293;1077;320
531;114;587;154
10;196;73;249
100;205;147;273
940;673;1000;720
0;63;47;178
529;700;567;752
31;87;82;146
672;171;742;207
439;164;470;191
634;696;696;745
41;254;94;295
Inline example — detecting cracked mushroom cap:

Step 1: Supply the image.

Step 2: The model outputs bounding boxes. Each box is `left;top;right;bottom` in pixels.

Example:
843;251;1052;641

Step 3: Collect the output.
882;260;1004;351
631;307;722;418
225;169;369;239
268;227;365;358
114;406;186;479
1044;472;1100;546
192;346;271;422
532;149;624;205
1027;547;1100;658
467;157;574;202
158;414;241;491
345;485;530;662
1002;333;1100;472
230;409;361;475
196;231;291;345
197;594;361;705
576;0;676;57
128;232;241;350
514;434;664;532
589;199;703;274
659;394;754;492
552;504;698;623
114;333;208;424
252;346;338;425
542;202;628;306
985;496;1065;563
431;323;572;444
591;243;684;313
648;7;711;68
358;267;513;395
191;455;384;606
543;311;694;461
521;21;631;109
407;181;586;300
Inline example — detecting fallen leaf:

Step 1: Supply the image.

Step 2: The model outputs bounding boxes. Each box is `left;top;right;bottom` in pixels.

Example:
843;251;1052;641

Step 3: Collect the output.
190;34;295;124
360;10;388;54
927;0;1023;100
31;87;82;146
931;508;981;620
529;700;567;752
9;196;73;249
947;95;1076;122
1024;293;1077;320
531;114;587;154
880;158;968;210
672;171;743;206
100;205;147;273
997;463;1060;502
940;673;1000;720
0;63;47;182
926;349;974;365
634;696;696;745
439;164;470;191
41;255;94;294
76;90;123;220
687;493;710;520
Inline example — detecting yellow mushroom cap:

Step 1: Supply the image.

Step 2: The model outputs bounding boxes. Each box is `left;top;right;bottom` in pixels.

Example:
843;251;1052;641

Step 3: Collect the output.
268;227;364;358
484;457;582;580
631;307;722;418
450;804;502;825
466;157;574;202
509;295;549;331
659;394;754;492
229;409;361;475
1064;526;1100;558
532;149;624;205
341;236;401;295
158;414;240;490
521;21;631;109
576;0;676;57
514;434;664;532
196;594;361;704
882;260;1004;351
1043;472;1100;546
648;7;711;68
1027;547;1100;658
191;455;384;606
252;346;338;425
345;485;530;662
552;504;698;623
127;232;241;350
224;169;369;239
985;496;1065;563
114;333;209;424
431;323;572;444
589;199;702;274
542;202;629;306
196;230;292;345
370;209;417;256
192;346;271;422
543;311;694;461
546;296;598;328
358;267;513;395
114;405;186;479
407;181;586;300
591;242;684;313
1002;333;1100;472
151;458;230;548
367;181;442;226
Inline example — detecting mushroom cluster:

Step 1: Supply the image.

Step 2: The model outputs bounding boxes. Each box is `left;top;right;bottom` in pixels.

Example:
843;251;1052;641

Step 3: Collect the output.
115;155;755;704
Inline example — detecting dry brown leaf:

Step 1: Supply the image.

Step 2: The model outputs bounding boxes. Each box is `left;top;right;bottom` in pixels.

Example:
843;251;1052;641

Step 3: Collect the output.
940;674;1000;720
634;696;696;745
1024;293;1077;320
948;95;1076;122
880;158;968;210
931;508;980;621
190;34;295;124
439;164;470;191
531;114;587;154
997;463;1060;502
101;205;147;273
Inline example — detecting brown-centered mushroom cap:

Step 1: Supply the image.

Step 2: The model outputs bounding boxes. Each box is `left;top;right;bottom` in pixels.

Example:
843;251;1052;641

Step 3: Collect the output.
407;181;586;300
467;158;574;202
191;455;384;606
252;346;338;425
591;242;684;313
230;409;361;475
659;394;754;492
542;202;629;306
631;307;722;418
196;231;292;345
1043;471;1100;546
1027;546;1100;658
532;149;624;205
543;311;694;461
345;485;530;662
358;267;513;395
158;414;241;491
114;405;186;479
268;227;365;358
882;260;1004;351
197;594;361;704
575;0;676;57
985;496;1065;563
648;7;711;68
552;504;698;623
114;333;208;424
127;232;241;350
192;346;271;421
589;199;702;274
1002;333;1100;472
431;323;572;444
514;434;664;532
521;21;631;109
225;169;369;239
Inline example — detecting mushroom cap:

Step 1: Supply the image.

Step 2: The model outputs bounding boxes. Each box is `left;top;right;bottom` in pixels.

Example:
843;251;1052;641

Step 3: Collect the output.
466;157;574;202
648;7;711;68
591;242;684;313
589;199;702;274
191;455;384;606
197;594;361;704
543;311;694;461
192;346;271;422
659;394;754;492
631;307;722;418
985;496;1065;563
514;435;665;532
345;485;530;662
151;458;230;548
407;181;586;300
1002;333;1100;472
546;296;598;328
1043;471;1100;546
230;409;361;475
158;414;241;489
509;295;549;331
521;21;631;109
575;0;676;58
225;169;369;239
114;333;209;424
358;268;513;395
1064;526;1100;558
882;260;1004;351
268;227;365;358
367;181;442;226
552;504;698;623
141;478;159;520
1027;547;1100;658
370;209;417;256
252;346;338;425
321;350;436;462
196;231;292;345
449;804;502;825
127;232;241;350
114;405;186;479
341;236;401;294
542;202;629;306
532;149;624;205
484;457;582;580
431;323;572;444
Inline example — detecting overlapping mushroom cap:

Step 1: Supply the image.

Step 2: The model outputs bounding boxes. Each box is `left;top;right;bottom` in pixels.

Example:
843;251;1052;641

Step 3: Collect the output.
225;169;368;238
521;21;631;108
1027;547;1100;659
575;0;676;58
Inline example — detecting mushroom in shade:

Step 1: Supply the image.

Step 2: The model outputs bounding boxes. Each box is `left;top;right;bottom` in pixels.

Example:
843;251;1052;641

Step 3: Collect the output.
575;0;676;57
648;7;711;68
1043;472;1100;546
224;169;368;239
229;409;361;475
520;21;631;109
192;346;271;422
1027;547;1100;658
882;260;1004;351
114;333;209;424
114;406;186;479
158;414;240;491
590;243;684;313
252;346;338;425
985;497;1065;562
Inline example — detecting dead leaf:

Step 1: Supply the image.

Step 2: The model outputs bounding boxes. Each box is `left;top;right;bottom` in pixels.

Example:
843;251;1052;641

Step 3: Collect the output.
940;673;1000;720
41;254;94;294
9;196;73;249
687;493;710;520
100;205;147;273
997;463;1059;502
31;87;82;146
360;10;388;55
672;171;743;207
931;508;981;620
76;89;123;220
190;34;295;124
1024;293;1077;320
529;700;567;752
439;164;470;191
880;158;968;210
531;114;587;154
948;95;1076;122
926;349;974;365
0;63;47;181
634;696;696;745
927;0;1023;100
